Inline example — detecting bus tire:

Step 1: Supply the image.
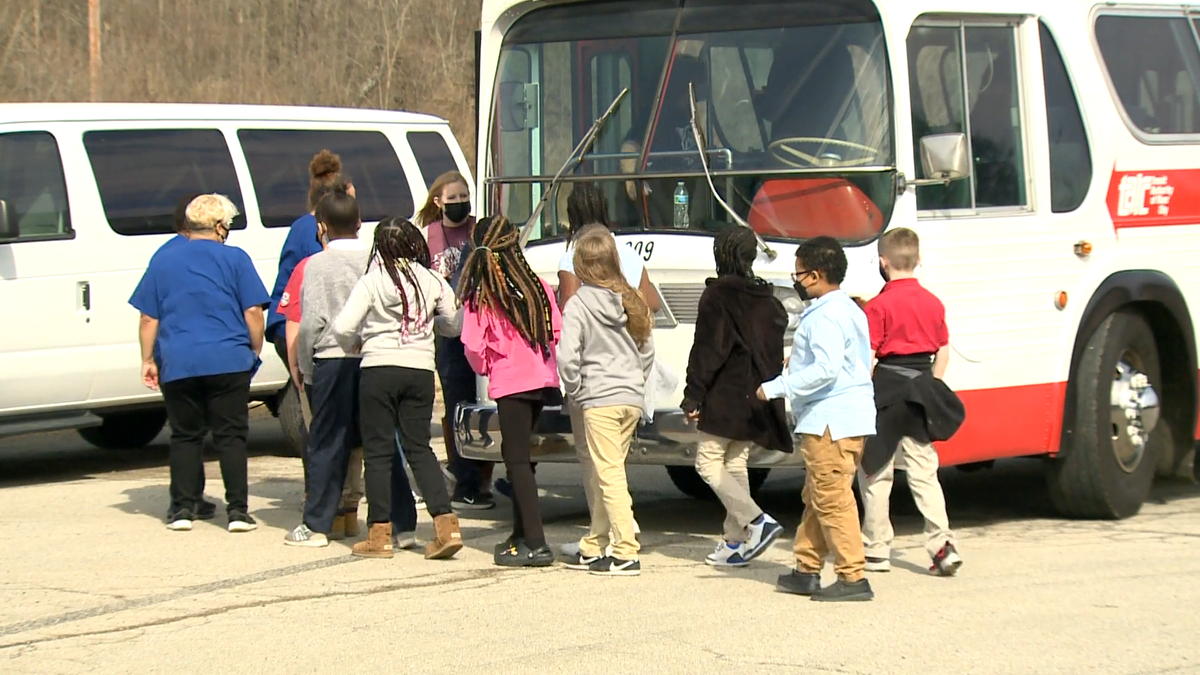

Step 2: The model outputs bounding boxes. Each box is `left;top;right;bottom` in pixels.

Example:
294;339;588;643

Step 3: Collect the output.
665;465;770;500
1047;311;1163;519
78;410;168;450
277;385;306;459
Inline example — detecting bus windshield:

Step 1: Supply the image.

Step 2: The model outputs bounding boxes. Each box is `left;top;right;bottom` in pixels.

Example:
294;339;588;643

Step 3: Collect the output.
488;0;895;245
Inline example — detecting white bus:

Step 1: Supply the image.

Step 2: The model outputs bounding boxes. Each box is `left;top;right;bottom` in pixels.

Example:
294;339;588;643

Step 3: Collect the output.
457;0;1200;519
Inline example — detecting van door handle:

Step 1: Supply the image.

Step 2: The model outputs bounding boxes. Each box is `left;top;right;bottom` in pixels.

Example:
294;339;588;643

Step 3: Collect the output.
78;281;91;311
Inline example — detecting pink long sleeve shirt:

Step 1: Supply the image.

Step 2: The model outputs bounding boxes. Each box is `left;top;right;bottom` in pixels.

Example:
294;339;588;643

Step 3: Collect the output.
461;278;562;400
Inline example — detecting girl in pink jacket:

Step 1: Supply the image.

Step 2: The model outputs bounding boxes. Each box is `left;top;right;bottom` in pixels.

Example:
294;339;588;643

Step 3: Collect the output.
458;216;562;567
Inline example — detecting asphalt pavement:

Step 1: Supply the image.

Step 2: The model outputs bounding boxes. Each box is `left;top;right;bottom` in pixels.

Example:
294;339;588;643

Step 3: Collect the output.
1;409;1198;675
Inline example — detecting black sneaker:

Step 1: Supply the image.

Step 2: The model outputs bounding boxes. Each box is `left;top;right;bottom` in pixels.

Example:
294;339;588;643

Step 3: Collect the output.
166;508;195;531
451;490;496;511
227;511;258;533
776;569;821;596
195;499;217;521
931;542;963;577
563;550;603;571
588;556;641;577
812;578;874;602
494;541;555;567
493;478;514;501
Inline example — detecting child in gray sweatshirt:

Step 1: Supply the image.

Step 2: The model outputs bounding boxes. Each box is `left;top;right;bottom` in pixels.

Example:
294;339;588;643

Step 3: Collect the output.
557;227;654;577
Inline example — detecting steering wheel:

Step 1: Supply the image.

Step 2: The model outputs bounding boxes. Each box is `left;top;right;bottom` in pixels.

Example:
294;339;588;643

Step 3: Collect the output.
768;137;882;169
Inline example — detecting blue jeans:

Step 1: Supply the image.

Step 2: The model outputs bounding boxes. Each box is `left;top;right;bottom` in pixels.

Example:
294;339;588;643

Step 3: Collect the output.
391;432;418;533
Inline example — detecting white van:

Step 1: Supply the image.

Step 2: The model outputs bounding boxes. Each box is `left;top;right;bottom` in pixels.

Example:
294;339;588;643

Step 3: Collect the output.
0;103;473;454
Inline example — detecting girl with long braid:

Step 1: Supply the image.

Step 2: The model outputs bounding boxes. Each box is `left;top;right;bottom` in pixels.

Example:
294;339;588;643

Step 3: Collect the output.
458;216;563;567
557;226;656;576
333;218;464;560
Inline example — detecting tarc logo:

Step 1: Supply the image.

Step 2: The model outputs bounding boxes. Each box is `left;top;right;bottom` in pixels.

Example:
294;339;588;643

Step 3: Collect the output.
1117;173;1174;218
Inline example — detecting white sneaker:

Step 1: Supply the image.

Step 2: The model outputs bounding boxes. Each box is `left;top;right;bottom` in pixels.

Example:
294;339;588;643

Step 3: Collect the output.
865;556;892;573
706;541;750;568
166;518;193;531
284;524;329;548
413;492;426;511
393;531;420;550
743;514;784;561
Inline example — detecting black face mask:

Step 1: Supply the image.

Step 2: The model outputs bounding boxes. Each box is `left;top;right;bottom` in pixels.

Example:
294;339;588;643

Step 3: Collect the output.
794;280;811;302
443;202;471;224
879;263;890;283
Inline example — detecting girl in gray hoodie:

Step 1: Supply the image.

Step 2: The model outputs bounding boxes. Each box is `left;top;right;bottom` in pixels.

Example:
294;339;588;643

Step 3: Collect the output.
557;227;655;576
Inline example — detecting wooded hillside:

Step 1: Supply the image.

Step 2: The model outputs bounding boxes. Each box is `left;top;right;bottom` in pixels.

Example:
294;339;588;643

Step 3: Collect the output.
0;0;481;160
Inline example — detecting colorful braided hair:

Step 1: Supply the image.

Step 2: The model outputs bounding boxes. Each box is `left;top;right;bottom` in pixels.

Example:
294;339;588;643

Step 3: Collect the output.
367;217;432;340
457;215;555;357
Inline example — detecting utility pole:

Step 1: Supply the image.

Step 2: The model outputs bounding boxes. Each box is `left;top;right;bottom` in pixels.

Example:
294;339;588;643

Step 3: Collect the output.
88;0;101;101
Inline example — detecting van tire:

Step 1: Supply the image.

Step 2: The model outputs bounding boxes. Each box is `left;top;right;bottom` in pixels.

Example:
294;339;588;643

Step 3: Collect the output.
277;385;306;458
665;465;770;500
1047;311;1162;519
78;410;168;450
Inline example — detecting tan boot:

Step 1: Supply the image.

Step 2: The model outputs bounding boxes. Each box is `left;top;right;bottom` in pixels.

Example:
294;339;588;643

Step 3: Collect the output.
342;508;360;538
352;523;394;558
330;514;346;540
425;513;463;560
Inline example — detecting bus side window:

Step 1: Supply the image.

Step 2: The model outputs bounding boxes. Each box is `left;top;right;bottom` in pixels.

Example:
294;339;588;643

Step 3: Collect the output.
1039;21;1092;214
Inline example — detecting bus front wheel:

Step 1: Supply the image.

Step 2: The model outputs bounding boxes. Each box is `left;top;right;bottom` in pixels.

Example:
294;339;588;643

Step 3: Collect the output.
1047;311;1163;519
665;465;770;501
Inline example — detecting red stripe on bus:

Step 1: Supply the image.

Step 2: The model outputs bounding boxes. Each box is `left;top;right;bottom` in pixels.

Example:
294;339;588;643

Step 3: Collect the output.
1106;168;1200;230
934;382;1067;466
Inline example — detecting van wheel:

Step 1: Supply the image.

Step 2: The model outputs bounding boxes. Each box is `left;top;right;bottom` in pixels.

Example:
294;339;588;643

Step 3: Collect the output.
1047;311;1163;519
665;465;770;500
277;385;306;458
78;410;168;450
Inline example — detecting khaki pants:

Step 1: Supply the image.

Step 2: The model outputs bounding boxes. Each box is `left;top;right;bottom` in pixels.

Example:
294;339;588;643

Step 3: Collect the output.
695;433;761;543
578;405;642;560
859;436;955;560
571;402;639;536
795;428;866;582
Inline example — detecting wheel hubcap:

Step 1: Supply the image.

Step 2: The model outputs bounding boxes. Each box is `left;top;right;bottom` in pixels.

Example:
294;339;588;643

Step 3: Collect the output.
1110;354;1160;473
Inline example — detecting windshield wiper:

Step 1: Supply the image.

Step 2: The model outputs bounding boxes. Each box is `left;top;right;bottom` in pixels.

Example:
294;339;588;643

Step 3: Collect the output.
687;83;777;261
519;87;629;248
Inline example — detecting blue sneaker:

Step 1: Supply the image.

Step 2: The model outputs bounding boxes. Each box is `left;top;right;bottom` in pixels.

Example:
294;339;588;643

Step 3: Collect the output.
743;514;783;561
705;541;750;568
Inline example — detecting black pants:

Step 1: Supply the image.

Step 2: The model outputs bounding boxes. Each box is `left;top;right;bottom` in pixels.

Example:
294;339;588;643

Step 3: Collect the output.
161;372;251;516
498;395;545;549
359;366;451;523
304;358;361;534
391;434;418;532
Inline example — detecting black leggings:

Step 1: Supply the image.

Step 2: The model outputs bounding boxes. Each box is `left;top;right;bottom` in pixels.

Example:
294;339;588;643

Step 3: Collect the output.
498;395;545;549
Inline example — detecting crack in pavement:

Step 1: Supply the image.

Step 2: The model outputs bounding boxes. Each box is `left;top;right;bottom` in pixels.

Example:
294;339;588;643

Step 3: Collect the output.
0;565;515;650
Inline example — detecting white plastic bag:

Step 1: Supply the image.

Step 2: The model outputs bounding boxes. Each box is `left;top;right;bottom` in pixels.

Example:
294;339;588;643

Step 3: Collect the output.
642;358;679;423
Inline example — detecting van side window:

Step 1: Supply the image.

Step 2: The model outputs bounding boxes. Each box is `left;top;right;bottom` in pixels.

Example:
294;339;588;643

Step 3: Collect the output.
1040;21;1092;213
238;130;414;227
908;23;1027;212
83;129;246;236
0;132;72;240
1095;15;1200;136
407;131;460;189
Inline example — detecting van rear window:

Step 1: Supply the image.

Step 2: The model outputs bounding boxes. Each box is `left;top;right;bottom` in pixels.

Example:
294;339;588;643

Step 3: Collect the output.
407;131;459;189
237;130;414;228
83;129;246;236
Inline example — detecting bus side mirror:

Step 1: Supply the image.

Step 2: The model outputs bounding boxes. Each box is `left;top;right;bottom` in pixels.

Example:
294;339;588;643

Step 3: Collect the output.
0;200;18;243
914;133;970;186
498;81;537;132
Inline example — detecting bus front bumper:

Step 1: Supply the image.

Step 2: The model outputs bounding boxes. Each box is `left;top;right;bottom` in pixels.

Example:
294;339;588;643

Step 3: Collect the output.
452;404;803;468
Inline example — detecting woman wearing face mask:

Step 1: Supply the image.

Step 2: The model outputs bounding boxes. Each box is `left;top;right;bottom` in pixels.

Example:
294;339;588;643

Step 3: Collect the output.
416;171;495;511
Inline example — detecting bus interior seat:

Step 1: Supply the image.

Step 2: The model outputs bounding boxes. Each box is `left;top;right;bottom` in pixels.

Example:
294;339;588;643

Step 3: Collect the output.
746;177;882;241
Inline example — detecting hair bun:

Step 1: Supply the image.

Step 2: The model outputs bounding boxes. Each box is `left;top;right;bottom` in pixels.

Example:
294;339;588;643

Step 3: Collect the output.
309;150;342;180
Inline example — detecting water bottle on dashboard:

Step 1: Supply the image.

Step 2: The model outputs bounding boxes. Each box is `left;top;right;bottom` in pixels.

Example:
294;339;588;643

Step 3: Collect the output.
673;181;689;229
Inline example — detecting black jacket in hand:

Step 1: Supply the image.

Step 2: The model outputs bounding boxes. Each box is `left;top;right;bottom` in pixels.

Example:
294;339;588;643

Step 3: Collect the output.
681;274;793;453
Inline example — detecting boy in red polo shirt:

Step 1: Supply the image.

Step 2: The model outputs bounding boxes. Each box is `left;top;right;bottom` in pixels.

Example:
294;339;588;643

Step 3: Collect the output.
860;227;964;577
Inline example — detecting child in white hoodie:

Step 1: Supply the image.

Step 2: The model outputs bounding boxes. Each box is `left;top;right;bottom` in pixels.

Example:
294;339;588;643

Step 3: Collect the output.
558;227;655;577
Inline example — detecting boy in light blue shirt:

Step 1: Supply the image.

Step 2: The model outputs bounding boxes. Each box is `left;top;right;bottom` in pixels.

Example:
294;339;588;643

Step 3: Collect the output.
757;236;876;602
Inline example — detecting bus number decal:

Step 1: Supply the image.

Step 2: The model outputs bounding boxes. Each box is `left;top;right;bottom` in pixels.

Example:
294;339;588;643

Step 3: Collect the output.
626;240;654;261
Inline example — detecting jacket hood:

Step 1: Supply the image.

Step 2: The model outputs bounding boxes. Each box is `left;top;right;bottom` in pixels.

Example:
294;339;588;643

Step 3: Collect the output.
575;285;628;329
706;273;776;298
